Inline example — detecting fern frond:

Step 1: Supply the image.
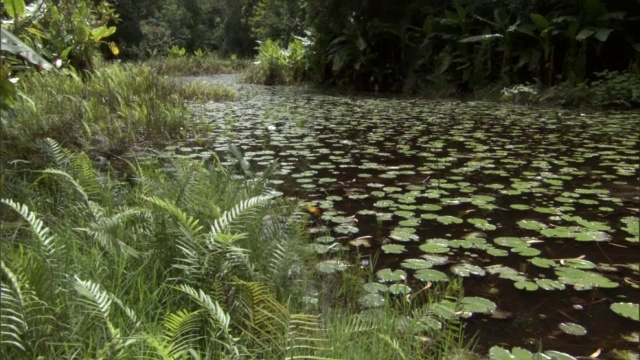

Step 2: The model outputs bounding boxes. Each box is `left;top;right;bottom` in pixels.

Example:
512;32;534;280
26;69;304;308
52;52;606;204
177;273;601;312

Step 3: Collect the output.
376;333;408;360
175;284;230;332
281;314;335;360
45;137;70;169
70;151;103;201
1;199;57;262
0;260;28;352
209;193;276;243
109;294;141;329
0;260;55;355
39;169;91;208
73;276;113;333
163;309;205;357
145;196;204;237
76;208;145;257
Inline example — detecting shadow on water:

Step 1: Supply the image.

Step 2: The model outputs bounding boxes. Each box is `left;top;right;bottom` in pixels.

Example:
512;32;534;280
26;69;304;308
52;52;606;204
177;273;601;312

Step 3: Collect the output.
177;75;639;356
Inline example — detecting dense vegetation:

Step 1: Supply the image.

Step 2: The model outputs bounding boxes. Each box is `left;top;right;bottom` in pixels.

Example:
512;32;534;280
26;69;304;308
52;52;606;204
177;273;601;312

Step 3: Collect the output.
102;0;640;99
1;1;638;359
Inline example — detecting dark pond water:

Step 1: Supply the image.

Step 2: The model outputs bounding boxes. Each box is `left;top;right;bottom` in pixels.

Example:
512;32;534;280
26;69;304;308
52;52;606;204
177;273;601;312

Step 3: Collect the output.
176;75;639;357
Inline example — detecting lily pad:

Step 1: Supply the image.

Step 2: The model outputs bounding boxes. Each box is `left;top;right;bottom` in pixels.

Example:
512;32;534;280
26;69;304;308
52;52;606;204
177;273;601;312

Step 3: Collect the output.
437;215;464;225
518;219;547;231
558;322;587;336
451;263;486;277
389;283;412;295
461;296;497;314
414;269;449;282
382;244;407;254
363;282;388;294
489;346;534;360
401;258;434;270
316;260;349;274
376;268;407;282
514;280;539;291
610;302;639;321
360;293;385;308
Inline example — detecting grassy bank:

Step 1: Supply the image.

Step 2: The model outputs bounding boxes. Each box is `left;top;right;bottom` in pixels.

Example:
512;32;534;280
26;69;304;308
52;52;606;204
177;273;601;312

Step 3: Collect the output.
1;63;476;359
143;54;252;77
1;64;234;168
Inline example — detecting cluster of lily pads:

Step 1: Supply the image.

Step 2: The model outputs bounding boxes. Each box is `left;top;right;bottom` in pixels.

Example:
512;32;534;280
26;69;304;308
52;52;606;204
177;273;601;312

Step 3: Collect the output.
175;76;639;356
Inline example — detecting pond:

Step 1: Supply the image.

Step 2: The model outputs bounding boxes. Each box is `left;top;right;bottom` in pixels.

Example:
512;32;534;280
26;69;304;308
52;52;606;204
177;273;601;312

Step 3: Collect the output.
173;75;639;357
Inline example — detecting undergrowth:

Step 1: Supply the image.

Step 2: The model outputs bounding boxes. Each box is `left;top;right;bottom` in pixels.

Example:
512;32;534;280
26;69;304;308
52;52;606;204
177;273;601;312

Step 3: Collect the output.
1;61;471;358
144;54;252;76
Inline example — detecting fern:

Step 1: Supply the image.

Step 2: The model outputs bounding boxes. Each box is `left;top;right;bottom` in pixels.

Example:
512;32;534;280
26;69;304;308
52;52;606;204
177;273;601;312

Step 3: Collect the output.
40;169;91;208
0;260;54;355
45;137;70;169
145;196;204;237
1;198;57;264
163;309;204;357
74;276;113;330
43;138;104;204
175;284;231;332
76;207;145;257
1;261;28;352
209;193;276;243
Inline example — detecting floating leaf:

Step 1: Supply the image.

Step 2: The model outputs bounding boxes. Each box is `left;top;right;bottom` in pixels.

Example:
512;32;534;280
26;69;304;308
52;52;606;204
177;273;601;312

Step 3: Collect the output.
536;279;566;291
414;269;449;282
382;244;407;254
461;296;497;314
437;215;464;225
530;257;556;268
468;218;497;231
401;258;434;270
360;293;385;308
610;303;639;321
376;268;407;282
543;350;577;360
518;219;547;231
514;281;539;291
559;322;587;336
363;282;388;293
489;346;535;360
389;283;412;295
316;260;349;274
451;263;485;277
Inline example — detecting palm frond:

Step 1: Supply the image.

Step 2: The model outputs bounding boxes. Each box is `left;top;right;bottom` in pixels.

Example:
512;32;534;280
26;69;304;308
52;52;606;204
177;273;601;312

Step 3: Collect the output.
1;198;57;262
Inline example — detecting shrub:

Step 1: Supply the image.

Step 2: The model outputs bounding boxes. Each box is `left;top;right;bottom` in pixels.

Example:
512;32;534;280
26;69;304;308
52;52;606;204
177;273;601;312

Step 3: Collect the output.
244;37;312;85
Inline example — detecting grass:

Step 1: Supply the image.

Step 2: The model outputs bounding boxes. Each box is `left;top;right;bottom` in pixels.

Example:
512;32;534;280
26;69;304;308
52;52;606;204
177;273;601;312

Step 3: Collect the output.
143;54;252;77
0;62;472;359
1;63;236;169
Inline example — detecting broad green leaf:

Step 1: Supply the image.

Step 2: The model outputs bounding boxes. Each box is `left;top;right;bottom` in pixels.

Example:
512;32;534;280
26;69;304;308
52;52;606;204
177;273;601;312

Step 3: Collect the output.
530;13;551;29
610;303;639;321
1;0;26;19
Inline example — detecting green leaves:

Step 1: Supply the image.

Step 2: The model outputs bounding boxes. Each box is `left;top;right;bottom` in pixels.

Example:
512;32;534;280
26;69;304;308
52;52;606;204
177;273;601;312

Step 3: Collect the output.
1;0;26;19
610;303;639;321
